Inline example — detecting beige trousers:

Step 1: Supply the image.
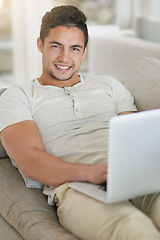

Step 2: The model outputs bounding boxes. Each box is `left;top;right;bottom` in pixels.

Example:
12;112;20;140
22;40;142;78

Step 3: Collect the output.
54;184;160;240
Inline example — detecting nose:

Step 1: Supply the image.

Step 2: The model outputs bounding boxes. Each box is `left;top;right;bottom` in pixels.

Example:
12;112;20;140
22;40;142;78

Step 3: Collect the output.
57;49;70;62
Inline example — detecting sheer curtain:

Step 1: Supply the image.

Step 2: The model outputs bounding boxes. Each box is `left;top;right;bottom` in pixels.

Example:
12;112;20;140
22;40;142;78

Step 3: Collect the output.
11;0;54;83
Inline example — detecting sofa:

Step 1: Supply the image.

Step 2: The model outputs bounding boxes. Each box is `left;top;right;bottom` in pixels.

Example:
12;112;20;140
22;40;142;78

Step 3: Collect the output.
88;15;160;81
0;56;160;239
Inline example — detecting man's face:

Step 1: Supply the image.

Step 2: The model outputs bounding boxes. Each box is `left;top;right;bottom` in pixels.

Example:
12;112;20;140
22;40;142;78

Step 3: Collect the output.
37;26;88;86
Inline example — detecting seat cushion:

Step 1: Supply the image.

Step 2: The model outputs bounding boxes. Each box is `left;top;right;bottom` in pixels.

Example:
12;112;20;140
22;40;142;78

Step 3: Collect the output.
124;57;160;111
0;158;78;240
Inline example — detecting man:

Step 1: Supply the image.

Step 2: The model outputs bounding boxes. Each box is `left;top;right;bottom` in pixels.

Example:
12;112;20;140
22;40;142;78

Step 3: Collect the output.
0;5;160;240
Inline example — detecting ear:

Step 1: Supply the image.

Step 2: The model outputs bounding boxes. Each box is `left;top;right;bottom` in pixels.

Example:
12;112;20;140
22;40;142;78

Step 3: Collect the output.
82;44;88;60
37;37;43;53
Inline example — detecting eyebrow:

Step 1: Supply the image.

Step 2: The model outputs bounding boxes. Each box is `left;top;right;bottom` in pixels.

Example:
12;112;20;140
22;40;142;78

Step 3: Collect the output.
49;41;83;49
49;41;62;46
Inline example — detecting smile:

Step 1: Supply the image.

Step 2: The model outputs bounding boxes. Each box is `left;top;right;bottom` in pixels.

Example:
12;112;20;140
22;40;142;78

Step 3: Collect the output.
55;64;72;70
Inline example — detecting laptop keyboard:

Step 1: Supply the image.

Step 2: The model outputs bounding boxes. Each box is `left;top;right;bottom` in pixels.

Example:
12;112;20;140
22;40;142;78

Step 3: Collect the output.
98;182;107;191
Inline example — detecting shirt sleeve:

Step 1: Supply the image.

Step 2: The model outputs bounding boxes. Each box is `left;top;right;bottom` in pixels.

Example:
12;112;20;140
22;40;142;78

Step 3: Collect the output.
0;85;33;132
0;85;44;189
107;76;138;114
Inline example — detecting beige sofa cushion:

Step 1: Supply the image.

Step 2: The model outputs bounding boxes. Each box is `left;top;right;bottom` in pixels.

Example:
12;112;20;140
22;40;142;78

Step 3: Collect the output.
124;57;160;111
0;215;23;240
0;158;78;240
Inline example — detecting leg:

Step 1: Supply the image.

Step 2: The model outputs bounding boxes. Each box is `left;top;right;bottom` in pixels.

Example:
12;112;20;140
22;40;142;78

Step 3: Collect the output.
55;184;160;240
131;193;160;230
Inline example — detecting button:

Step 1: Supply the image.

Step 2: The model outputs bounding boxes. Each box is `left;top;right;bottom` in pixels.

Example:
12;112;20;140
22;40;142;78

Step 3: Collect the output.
75;108;79;112
64;88;71;94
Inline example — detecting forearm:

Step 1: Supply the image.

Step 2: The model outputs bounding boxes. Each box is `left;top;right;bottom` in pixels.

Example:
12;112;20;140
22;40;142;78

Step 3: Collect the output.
17;150;82;187
18;149;106;187
18;150;107;187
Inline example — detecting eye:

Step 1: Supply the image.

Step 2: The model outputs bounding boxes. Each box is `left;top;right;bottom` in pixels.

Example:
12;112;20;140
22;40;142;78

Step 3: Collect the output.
72;47;80;52
51;44;61;49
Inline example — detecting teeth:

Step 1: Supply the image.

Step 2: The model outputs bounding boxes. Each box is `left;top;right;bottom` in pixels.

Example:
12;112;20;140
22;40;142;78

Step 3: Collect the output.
56;65;70;70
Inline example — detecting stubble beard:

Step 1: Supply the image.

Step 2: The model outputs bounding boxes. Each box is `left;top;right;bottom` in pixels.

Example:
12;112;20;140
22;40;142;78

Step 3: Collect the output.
50;72;75;81
49;66;78;82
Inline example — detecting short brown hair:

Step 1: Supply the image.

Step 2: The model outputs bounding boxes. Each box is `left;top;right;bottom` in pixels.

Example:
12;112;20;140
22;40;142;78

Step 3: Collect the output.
40;5;88;48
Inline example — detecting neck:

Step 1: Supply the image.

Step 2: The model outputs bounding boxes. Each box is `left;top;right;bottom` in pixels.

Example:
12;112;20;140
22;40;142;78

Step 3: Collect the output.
38;69;81;88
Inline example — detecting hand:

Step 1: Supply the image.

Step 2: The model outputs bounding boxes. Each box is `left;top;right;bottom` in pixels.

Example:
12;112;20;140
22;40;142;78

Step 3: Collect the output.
84;163;107;185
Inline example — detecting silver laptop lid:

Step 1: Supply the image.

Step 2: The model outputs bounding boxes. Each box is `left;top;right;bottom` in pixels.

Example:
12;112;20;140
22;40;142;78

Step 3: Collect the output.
107;109;160;203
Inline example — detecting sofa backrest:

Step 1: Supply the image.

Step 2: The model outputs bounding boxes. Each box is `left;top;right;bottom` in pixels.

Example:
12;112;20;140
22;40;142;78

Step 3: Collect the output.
124;57;160;111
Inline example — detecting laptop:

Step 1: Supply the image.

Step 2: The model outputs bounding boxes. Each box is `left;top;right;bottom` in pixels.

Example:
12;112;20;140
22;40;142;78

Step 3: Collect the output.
69;109;160;203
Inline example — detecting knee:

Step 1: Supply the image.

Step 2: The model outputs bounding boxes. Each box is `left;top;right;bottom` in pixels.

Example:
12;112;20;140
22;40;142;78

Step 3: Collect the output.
97;210;160;240
131;193;160;230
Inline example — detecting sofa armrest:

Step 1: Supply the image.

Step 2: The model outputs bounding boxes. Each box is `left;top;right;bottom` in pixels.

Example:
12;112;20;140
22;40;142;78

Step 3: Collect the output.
0;215;24;240
0;158;78;240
